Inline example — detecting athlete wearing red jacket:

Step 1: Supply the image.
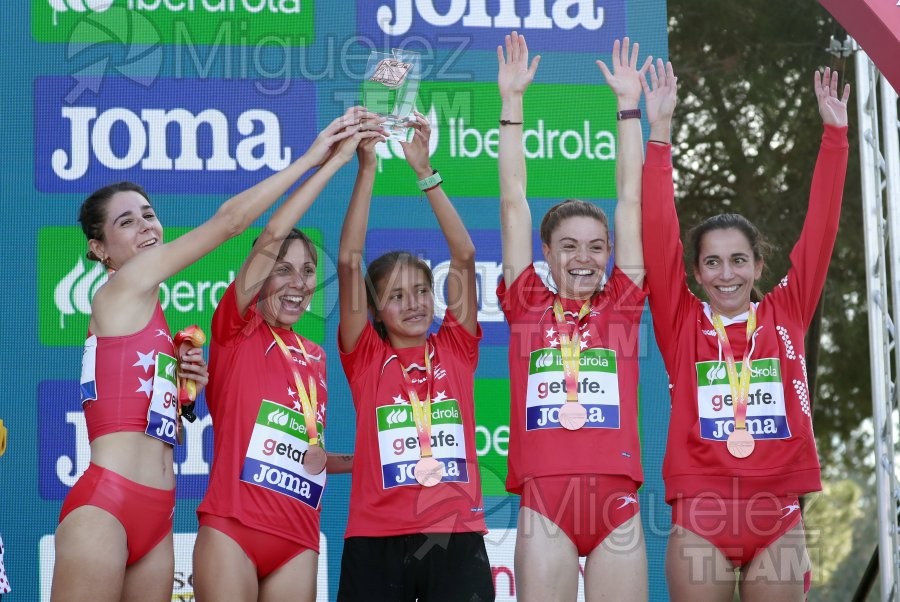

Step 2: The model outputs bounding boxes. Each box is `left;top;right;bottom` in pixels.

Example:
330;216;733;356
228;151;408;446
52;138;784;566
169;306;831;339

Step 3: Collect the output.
640;63;850;601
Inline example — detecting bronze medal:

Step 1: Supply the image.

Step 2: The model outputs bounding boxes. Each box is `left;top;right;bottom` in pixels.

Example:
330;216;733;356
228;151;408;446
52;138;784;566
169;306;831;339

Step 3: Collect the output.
414;456;444;487
303;444;327;475
558;402;587;431
726;428;755;458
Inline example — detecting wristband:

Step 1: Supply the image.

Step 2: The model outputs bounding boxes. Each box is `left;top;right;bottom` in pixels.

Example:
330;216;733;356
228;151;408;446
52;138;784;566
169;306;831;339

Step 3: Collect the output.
499;119;523;126
417;169;443;191
616;109;641;121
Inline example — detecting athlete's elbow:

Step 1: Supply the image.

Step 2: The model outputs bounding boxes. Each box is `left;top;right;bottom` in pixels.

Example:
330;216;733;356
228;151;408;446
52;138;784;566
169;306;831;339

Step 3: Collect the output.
212;201;254;239
454;241;476;264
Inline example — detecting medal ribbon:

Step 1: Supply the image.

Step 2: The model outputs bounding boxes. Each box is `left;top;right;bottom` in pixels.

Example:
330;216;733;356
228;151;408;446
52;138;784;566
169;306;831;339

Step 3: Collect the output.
269;327;320;447
710;306;757;430
398;343;434;459
552;298;592;403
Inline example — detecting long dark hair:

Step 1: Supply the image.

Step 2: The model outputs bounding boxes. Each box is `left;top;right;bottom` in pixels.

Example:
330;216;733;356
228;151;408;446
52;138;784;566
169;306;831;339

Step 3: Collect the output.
689;213;772;302
78;181;151;262
365;251;434;339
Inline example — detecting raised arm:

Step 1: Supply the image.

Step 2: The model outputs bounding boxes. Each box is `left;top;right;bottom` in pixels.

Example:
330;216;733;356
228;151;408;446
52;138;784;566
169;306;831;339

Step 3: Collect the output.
337;128;384;352
643;59;677;145
639;59;688;358
401;111;478;335
94;110;367;320
780;68;850;324
233;108;385;315
815;67;851;128
497;31;541;284
597;38;650;286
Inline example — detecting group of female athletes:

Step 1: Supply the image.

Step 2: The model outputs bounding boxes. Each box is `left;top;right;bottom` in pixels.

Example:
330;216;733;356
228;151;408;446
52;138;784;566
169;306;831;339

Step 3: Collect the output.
50;31;851;602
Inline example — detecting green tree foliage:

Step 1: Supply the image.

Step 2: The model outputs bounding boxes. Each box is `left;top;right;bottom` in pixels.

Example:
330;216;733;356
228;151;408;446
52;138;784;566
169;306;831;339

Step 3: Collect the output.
667;0;871;475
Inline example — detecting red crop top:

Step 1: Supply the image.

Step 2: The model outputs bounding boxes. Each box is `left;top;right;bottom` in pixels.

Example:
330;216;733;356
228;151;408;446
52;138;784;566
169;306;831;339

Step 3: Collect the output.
80;303;175;442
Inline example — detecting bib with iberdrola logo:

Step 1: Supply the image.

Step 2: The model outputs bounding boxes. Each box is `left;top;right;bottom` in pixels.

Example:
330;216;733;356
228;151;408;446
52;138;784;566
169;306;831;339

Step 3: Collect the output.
145;352;179;445
376;399;468;489
525;347;620;430
695;358;792;441
240;399;326;509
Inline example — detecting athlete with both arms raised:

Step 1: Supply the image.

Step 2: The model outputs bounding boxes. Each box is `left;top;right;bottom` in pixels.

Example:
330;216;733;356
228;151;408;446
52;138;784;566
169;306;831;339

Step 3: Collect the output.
640;60;850;600
336;111;493;601
497;32;650;601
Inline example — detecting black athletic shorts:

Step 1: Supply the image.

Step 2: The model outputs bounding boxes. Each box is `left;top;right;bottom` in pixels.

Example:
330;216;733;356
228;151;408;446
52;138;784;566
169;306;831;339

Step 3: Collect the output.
337;531;495;601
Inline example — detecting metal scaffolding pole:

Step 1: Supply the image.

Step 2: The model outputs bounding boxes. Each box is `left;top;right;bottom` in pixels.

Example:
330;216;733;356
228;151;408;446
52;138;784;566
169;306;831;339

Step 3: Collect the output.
854;42;900;602
881;59;900;602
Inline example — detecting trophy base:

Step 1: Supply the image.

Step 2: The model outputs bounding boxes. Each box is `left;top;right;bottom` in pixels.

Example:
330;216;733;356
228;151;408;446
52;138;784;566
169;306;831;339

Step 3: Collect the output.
380;115;415;142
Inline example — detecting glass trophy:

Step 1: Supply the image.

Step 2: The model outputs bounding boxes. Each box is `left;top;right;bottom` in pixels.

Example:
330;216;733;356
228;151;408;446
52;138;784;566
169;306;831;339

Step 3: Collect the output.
363;49;421;141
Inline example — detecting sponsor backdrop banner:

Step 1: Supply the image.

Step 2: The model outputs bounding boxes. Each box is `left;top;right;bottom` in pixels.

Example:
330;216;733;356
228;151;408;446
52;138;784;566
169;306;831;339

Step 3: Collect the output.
1;1;669;599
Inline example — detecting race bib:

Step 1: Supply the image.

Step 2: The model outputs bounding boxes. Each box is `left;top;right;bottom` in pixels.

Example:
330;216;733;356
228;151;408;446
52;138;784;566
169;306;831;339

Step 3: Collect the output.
145;352;179;445
377;399;469;489
525;347;620;430
696;358;792;441
80;334;98;405
241;399;326;509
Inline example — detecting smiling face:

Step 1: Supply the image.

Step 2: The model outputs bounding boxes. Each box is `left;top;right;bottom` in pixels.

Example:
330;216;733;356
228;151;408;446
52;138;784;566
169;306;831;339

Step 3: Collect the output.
542;215;611;301
694;228;764;318
258;239;317;329
88;190;162;270
372;262;435;349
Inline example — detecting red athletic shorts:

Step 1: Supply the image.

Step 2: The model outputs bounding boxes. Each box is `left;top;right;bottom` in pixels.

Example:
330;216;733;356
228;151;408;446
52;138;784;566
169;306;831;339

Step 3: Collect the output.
521;474;640;557
198;514;313;579
671;495;803;568
59;463;175;566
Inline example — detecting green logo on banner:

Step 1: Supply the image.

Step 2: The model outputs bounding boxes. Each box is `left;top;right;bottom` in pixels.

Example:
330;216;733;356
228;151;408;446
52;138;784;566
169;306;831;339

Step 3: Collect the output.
372;82;618;199
474;378;511;497
34;1;314;46
38;226;325;347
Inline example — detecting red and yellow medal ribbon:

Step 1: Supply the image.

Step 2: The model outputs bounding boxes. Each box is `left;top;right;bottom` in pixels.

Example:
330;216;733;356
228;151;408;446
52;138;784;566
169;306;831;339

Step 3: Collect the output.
710;306;757;430
398;343;434;459
269;327;321;447
552;298;592;403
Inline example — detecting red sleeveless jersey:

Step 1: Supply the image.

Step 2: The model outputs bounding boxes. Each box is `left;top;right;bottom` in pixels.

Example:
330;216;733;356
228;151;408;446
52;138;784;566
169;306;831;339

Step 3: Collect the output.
80;302;175;442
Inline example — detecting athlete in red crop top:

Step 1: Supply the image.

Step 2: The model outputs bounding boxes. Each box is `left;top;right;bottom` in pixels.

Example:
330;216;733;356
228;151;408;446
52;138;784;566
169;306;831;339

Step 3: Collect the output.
496;33;649;600
192;111;384;602
52;107;377;602
640;64;850;600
